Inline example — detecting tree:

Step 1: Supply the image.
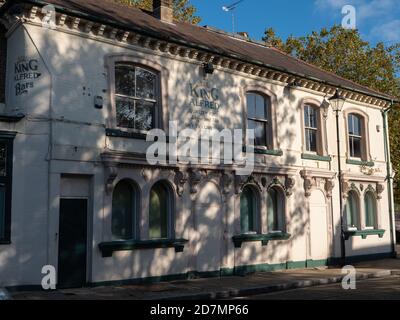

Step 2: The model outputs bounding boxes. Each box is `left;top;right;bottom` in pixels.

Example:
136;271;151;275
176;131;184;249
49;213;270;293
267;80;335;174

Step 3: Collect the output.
114;0;201;24
263;26;400;200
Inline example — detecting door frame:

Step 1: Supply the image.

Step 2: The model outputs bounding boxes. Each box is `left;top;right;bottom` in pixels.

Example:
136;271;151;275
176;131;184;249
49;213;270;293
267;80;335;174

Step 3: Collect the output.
58;196;93;288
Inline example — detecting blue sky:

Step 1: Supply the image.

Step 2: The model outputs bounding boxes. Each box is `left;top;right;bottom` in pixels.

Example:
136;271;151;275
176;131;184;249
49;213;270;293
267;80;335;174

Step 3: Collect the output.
190;0;400;47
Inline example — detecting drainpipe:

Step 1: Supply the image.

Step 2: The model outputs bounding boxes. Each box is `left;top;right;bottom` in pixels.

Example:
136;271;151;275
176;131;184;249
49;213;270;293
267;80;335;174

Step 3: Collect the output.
382;101;397;257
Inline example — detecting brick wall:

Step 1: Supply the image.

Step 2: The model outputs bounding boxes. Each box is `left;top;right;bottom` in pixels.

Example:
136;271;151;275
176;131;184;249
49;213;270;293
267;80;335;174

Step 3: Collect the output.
0;24;6;103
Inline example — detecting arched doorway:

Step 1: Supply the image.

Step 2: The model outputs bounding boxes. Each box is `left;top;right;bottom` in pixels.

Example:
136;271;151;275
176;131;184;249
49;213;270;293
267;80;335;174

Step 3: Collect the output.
195;182;223;273
309;189;329;263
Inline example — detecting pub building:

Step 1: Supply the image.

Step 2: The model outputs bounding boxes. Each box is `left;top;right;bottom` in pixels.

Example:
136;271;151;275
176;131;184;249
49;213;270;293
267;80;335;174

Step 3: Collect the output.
0;0;397;289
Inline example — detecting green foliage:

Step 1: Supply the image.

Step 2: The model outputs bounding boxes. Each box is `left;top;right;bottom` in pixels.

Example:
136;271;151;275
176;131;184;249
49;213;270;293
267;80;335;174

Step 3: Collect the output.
114;0;201;24
263;26;400;199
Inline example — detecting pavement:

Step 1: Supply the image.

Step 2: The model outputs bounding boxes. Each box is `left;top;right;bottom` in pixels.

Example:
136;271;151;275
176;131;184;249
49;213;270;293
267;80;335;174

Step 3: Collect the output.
6;257;400;300
238;275;400;300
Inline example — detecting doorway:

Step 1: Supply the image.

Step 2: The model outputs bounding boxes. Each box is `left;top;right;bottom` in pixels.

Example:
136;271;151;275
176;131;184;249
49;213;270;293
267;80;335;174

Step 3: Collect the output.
58;198;88;288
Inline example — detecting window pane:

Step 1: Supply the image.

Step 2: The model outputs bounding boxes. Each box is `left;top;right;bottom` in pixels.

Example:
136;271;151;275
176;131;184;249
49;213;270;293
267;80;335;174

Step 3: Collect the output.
149;183;169;239
240;187;256;233
346;192;358;229
267;188;278;231
0;142;6;177
268;188;285;232
112;181;134;240
246;93;256;119
136;67;156;100
305;106;317;129
364;192;376;228
348;114;361;136
306;129;317;152
116;97;135;129
348;115;354;135
255;94;266;119
0;185;5;239
135;100;154;131
350;137;362;158
115;64;135;96
353;115;361;136
248;120;267;147
304;106;310;127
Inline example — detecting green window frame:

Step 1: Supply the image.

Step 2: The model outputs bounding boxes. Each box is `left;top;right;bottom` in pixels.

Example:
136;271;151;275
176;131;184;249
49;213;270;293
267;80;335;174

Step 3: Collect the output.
240;186;258;234
364;191;377;229
267;187;286;232
112;180;139;240
149;181;174;239
346;191;360;230
0;134;14;244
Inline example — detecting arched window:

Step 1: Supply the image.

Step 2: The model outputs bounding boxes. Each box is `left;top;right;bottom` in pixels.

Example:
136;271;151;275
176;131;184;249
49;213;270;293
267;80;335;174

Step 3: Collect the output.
149;182;173;239
346;191;359;230
112;180;138;240
240;186;258;234
304;105;319;153
246;92;272;148
267;187;286;232
114;63;159;131
348;114;363;159
364;192;377;229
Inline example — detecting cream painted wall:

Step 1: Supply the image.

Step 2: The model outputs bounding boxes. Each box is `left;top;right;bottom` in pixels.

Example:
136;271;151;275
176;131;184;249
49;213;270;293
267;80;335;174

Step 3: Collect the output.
0;21;394;286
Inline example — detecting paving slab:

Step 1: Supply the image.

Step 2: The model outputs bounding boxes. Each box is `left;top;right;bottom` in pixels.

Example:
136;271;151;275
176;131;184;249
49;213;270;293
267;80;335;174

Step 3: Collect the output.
9;258;400;300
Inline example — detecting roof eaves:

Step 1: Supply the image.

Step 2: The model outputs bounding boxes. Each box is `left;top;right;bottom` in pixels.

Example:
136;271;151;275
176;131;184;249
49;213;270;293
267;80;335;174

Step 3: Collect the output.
5;0;399;104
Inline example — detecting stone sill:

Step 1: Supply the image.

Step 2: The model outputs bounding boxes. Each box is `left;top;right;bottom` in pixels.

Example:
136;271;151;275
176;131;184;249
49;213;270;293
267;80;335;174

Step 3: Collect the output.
233;232;291;248
344;229;385;240
98;239;189;257
243;147;283;156
301;153;332;162
346;159;375;167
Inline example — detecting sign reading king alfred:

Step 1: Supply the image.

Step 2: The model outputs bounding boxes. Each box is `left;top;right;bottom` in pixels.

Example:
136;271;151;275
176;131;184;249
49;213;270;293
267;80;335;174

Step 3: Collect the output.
187;82;221;130
14;57;42;96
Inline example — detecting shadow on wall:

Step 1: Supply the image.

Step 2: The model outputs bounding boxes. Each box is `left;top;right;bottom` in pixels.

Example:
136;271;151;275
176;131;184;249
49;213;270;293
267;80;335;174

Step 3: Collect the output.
0;18;395;287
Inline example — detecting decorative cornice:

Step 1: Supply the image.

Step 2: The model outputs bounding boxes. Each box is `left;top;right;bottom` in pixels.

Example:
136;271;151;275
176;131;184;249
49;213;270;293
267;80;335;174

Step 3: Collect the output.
5;3;392;108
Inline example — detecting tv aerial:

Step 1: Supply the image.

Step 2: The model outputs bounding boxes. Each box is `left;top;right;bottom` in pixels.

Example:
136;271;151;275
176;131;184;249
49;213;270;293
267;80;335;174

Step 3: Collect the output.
222;0;245;33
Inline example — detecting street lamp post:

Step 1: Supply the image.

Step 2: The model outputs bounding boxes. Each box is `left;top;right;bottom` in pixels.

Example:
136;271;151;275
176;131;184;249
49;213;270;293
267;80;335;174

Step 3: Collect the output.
328;89;347;266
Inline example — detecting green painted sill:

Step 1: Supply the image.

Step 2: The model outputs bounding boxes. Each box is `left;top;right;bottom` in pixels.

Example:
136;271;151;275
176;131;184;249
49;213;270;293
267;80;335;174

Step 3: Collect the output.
344;229;385;240
106;128;147;140
232;232;291;248
243;147;283;156
346;159;375;167
301;153;332;162
98;239;189;257
0;114;25;123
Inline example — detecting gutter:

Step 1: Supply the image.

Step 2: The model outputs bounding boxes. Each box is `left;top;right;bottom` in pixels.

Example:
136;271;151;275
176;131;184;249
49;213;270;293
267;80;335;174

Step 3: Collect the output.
3;0;398;105
382;102;397;257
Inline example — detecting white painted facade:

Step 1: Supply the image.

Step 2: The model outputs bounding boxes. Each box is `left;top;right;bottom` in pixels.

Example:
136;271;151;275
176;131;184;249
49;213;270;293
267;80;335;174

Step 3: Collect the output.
0;4;396;288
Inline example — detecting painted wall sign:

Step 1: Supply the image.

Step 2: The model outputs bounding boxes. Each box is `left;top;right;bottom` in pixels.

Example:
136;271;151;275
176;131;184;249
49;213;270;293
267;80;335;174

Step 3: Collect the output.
14;57;41;96
187;81;221;130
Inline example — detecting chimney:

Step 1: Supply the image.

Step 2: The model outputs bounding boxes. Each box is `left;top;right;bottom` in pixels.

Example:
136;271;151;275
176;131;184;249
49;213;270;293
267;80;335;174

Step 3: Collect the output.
153;0;173;24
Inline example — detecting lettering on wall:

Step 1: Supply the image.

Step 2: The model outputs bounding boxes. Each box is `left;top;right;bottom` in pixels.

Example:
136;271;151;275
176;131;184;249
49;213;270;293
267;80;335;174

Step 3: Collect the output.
14;57;41;96
187;81;221;130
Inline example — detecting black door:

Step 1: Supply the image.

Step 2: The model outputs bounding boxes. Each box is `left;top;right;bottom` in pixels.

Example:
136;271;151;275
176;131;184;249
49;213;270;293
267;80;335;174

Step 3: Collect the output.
58;199;87;289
